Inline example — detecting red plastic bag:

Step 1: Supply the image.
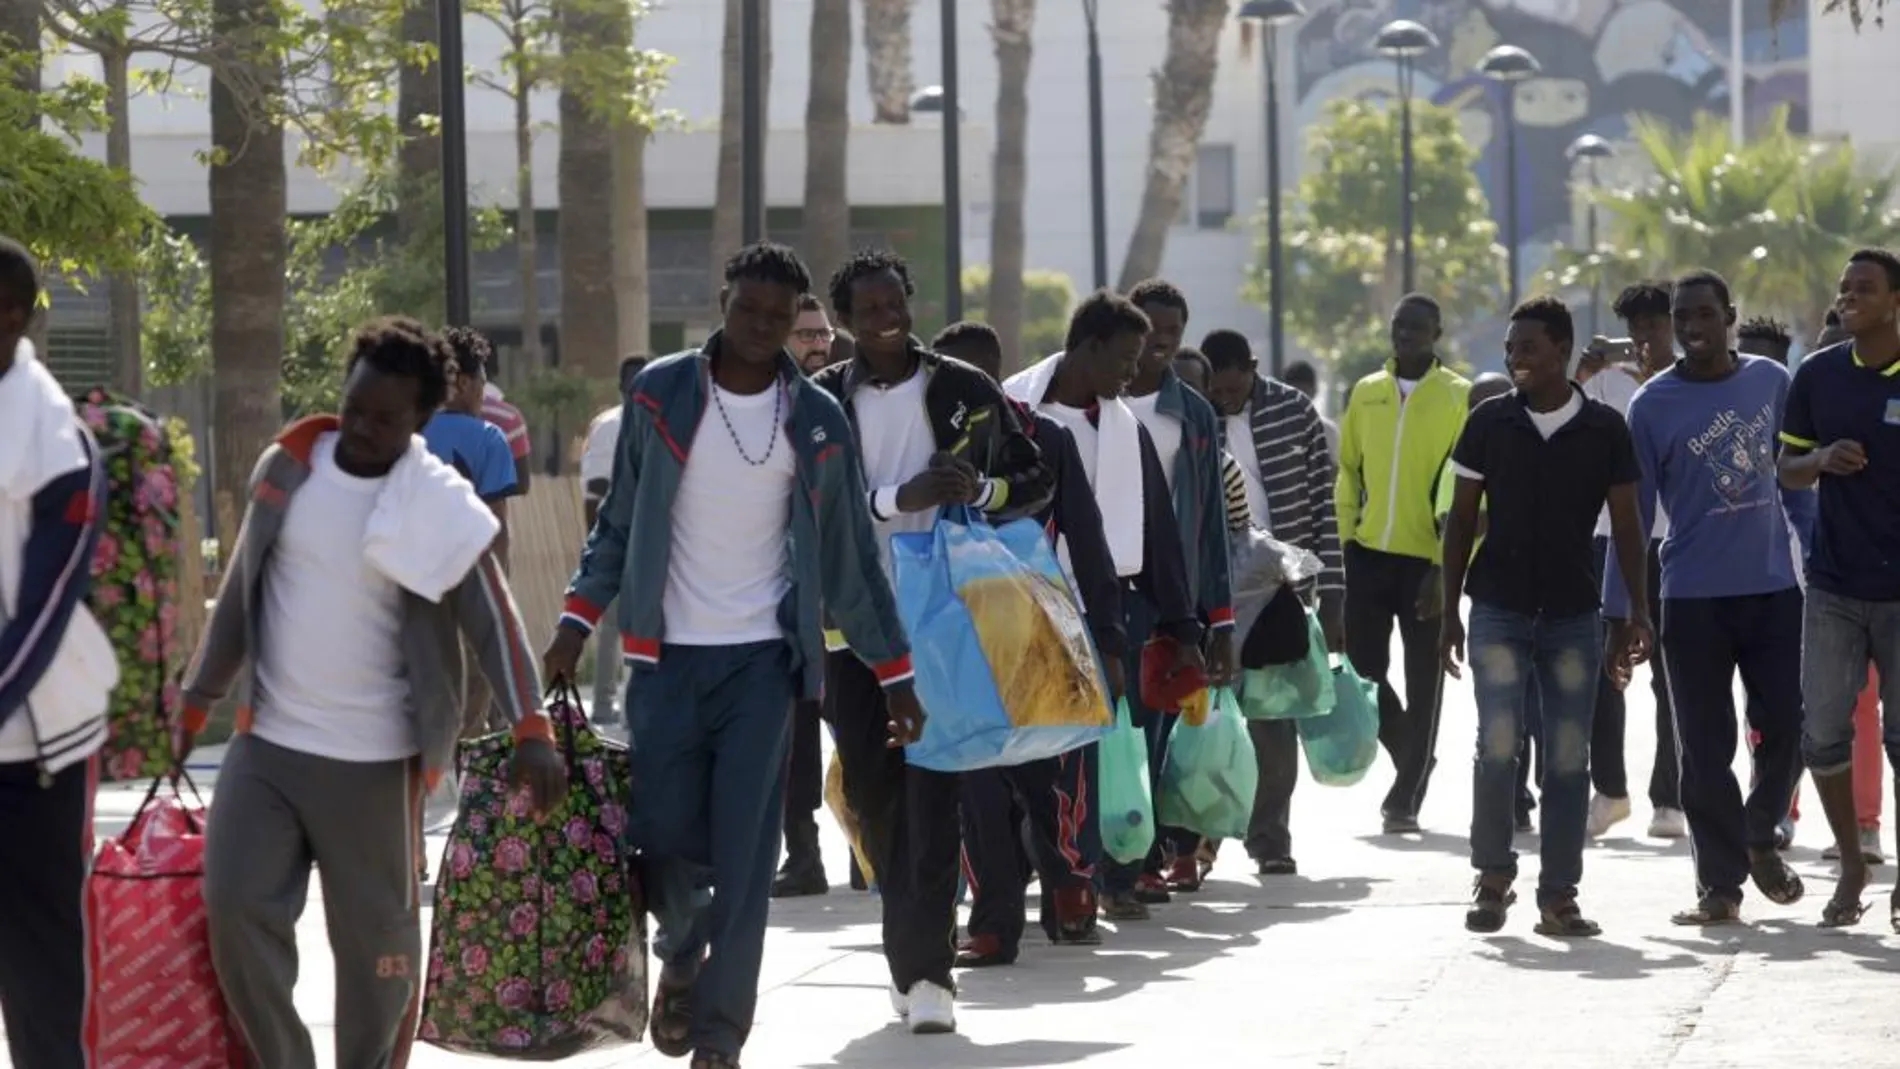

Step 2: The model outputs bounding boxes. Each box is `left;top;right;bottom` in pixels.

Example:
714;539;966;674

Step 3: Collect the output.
83;773;248;1068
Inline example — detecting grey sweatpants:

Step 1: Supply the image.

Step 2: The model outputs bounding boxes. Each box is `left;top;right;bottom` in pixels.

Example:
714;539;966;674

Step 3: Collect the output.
203;734;424;1069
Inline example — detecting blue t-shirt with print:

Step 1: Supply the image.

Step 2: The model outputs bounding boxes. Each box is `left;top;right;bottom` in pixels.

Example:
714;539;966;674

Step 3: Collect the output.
1781;341;1900;601
1603;355;1801;618
422;411;520;501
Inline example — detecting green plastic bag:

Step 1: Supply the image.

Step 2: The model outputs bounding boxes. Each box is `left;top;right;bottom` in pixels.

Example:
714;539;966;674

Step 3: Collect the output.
1156;688;1258;840
1098;698;1155;864
1296;658;1381;787
1238;610;1335;721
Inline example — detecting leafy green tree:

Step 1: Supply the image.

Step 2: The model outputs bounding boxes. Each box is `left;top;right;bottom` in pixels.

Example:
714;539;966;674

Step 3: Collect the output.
961;264;1076;368
1244;98;1504;369
1542;108;1900;339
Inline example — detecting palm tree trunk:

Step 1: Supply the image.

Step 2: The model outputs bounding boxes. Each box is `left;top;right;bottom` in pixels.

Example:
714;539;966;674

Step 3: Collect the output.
804;0;852;286
988;0;1035;371
208;0;287;541
397;0;442;259
710;0;768;314
861;0;912;124
1117;0;1228;290
103;44;142;395
513;58;542;377
612;122;651;360
559;0;618;385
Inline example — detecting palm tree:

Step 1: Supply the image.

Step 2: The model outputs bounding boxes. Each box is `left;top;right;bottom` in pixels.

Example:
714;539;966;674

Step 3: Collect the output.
1760;141;1900;331
709;0;769;315
862;0;912;124
987;0;1034;370
1117;0;1229;290
559;0;619;385
803;0;852;286
207;0;288;536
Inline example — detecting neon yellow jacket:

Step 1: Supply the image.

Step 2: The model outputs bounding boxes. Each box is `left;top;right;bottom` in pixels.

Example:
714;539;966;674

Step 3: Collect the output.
1336;360;1471;563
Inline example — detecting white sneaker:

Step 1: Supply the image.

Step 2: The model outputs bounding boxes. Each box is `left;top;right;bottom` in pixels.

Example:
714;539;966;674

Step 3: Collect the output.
1587;793;1632;837
905;981;956;1035
1649;807;1688;838
889;982;908;1019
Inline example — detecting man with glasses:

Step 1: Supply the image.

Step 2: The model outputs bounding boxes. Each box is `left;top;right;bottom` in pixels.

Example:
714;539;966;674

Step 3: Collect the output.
793;294;839;373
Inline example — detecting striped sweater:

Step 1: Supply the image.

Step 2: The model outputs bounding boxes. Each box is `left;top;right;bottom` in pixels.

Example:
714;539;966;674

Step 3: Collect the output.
1232;374;1345;597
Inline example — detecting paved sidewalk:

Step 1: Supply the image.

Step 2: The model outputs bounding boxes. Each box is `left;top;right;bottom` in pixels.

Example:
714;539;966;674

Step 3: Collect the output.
14;666;1900;1067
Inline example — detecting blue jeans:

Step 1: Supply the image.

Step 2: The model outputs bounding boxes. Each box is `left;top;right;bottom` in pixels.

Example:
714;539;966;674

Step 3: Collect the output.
627;641;795;1059
1801;586;1900;773
1467;602;1602;906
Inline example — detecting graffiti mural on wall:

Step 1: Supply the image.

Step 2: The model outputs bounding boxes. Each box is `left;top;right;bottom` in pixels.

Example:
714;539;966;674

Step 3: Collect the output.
1289;0;1810;267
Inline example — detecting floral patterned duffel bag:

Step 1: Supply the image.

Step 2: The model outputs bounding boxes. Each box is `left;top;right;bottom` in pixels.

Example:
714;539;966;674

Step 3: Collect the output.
418;686;648;1060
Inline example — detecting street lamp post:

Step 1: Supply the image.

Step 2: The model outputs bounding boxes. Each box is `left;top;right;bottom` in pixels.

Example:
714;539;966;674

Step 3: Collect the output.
439;0;470;325
1373;19;1438;296
1082;0;1108;291
1239;0;1306;377
1478;44;1539;309
1567;133;1613;336
740;0;765;244
912;75;965;323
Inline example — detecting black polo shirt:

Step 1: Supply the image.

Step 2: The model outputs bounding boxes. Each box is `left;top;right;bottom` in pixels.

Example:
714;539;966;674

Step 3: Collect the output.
1449;388;1640;617
1781;341;1900;601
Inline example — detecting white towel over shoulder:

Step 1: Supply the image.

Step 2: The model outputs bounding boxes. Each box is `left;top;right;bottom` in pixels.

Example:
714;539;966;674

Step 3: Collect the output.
1004;353;1146;577
363;438;501;603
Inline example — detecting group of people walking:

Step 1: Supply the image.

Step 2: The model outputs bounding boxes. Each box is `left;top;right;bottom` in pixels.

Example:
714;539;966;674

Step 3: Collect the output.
0;224;1896;1069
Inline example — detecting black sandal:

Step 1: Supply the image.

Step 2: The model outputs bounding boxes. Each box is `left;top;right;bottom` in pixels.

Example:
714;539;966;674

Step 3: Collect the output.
1890;888;1900;935
1465;875;1516;934
1671;894;1742;926
1821;896;1869;928
649;978;695;1058
1534;898;1602;938
1748;850;1805;905
690;1053;740;1069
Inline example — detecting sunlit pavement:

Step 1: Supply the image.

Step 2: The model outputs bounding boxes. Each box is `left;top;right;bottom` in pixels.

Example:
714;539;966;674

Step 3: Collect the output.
15;642;1900;1069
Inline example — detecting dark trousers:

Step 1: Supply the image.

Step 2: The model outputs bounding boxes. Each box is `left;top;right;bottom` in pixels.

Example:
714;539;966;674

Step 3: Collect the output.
782;699;823;837
1662;589;1805;902
827;651;961;994
1589;538;1681;808
1344;542;1445;818
1103;589;1197;893
1244;718;1299;861
960;755;1094;952
0;757;94;1069
628;641;796;1058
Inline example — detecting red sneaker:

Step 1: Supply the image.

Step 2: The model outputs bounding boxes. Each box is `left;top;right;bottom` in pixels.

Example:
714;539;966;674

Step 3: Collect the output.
1164;857;1203;893
955;932;1017;968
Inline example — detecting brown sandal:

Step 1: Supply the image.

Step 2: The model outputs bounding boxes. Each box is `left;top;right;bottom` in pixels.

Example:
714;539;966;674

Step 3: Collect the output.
1671;894;1742;926
1748;850;1805;905
649;975;695;1058
691;1053;740;1069
1534;897;1602;937
1465;875;1516;933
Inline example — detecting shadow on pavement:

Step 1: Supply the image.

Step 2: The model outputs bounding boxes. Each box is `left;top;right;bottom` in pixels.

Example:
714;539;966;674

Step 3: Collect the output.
1643;917;1900;974
769;891;885;935
1356;830;1469;856
814;1033;1126;1068
1248;874;1387;905
1478;934;1703;981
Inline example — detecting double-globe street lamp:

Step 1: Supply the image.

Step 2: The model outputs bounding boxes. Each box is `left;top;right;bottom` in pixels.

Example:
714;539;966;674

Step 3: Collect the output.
1372;19;1437;296
914;0;966;322
1478;44;1539;310
1239;0;1305;378
1081;0;1108;291
1566;133;1614;336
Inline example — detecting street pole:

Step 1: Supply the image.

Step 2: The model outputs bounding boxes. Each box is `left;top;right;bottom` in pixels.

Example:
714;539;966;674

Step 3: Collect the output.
1586;158;1600;336
1264;25;1286;376
438;0;470;326
740;0;765;245
941;0;963;321
1503;83;1519;309
1084;0;1108;291
1397;55;1416;295
1728;0;1745;146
